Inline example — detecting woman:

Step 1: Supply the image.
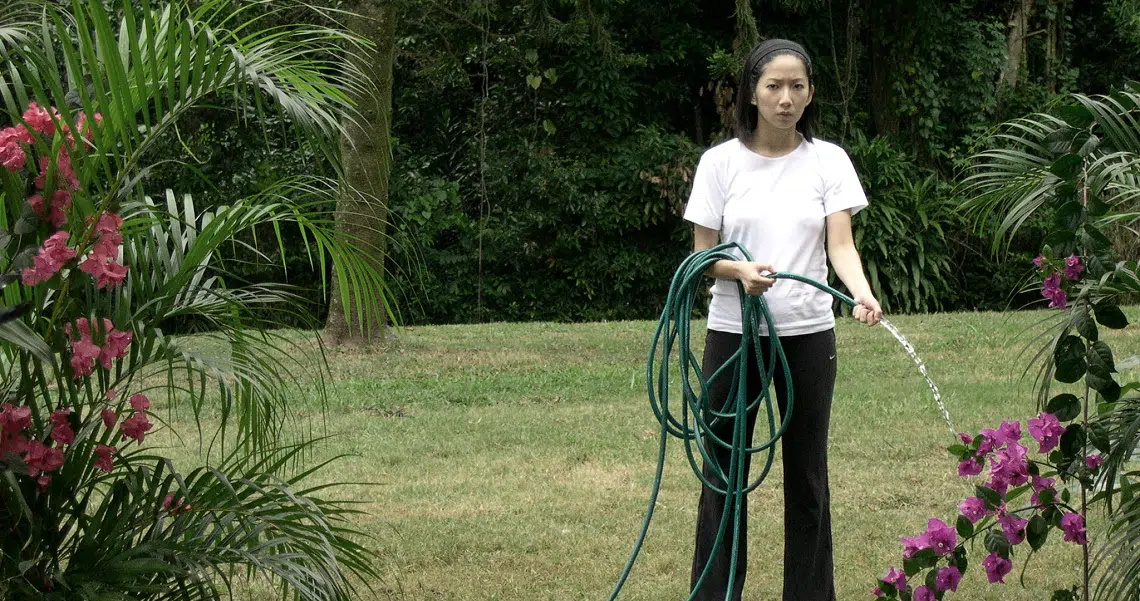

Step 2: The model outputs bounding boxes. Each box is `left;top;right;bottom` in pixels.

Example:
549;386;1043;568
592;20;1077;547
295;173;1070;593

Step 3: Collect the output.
683;39;882;601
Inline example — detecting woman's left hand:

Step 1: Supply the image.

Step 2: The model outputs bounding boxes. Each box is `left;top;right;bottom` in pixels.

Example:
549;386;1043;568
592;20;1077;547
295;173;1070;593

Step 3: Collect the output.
852;294;883;326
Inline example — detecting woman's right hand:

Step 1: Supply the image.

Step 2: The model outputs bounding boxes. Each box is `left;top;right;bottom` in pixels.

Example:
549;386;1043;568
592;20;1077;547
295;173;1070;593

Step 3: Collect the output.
735;261;776;296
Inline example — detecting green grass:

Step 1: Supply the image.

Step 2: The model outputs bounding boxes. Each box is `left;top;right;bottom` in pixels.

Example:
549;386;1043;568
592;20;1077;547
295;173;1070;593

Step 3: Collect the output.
156;308;1140;600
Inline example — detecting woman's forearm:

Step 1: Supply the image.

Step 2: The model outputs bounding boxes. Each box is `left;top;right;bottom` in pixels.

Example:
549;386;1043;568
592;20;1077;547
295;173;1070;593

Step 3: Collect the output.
828;242;873;299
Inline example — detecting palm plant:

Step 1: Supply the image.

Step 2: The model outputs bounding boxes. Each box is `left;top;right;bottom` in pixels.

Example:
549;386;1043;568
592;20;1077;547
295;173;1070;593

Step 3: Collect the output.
963;86;1140;601
0;0;385;597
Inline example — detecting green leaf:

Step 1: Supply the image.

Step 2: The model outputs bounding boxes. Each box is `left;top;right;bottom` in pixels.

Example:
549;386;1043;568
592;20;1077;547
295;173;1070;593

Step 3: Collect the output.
1061;487;1071;504
1060;424;1086;457
947;444;969;458
543;67;558;84
0;317;55;367
1050;154;1084;179
1047;394;1082;421
1055;201;1083;231
1089;423;1111;454
904;548;939;577
1027;516;1049;550
1088;196;1110;217
985;528;1012;556
1044;230;1076;247
1071;305;1098;341
1094;303;1128;329
977;485;1003;511
526;74;542;90
1082;225;1113;250
1088;340;1116;375
952;546;969;573
1087;372;1121;402
542;119;556;135
1059;104;1095;129
525;49;538;63
1053;335;1087;383
956;515;975;538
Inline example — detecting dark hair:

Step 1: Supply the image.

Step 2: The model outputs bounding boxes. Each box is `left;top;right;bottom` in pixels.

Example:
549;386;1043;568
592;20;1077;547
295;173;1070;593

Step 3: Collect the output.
734;39;815;144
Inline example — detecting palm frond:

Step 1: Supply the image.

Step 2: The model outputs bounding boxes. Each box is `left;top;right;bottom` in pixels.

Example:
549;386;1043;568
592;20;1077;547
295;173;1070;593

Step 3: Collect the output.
59;444;379;601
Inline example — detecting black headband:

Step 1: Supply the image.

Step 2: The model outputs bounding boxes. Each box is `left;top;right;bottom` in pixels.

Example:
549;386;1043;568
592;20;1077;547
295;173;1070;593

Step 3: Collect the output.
750;40;812;78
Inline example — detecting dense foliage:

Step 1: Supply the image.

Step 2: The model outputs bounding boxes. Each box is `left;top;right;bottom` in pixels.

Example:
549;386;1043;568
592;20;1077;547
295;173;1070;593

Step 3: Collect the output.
0;0;383;597
149;0;1140;324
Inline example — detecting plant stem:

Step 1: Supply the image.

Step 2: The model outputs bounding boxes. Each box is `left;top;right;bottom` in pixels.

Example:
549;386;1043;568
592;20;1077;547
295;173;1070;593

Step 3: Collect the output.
1080;174;1090;601
1082;381;1090;601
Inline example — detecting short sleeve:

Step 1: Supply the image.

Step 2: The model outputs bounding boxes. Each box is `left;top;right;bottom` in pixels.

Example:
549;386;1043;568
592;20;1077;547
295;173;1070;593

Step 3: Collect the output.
823;147;869;217
683;150;726;230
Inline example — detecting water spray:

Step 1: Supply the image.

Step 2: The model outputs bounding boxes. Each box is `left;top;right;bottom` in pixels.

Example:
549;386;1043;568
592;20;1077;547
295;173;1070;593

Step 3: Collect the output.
606;243;955;601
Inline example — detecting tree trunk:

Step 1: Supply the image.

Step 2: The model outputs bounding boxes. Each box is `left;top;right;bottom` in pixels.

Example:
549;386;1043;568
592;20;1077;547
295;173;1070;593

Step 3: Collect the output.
323;0;397;347
1000;0;1035;89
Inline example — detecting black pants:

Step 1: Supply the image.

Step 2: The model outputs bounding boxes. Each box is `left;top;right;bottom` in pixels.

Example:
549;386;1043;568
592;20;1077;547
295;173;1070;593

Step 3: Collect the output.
690;328;837;601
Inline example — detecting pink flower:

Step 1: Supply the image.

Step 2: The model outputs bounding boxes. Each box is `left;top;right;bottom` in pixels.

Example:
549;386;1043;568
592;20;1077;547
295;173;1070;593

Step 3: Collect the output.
959;496;987;523
976;435;997;456
37;474;51;491
49;409;73;446
999;512;1028;545
79;217;129;289
24;440;64;477
94;444;115;472
76;113;102;142
901;533;930;559
1028;412;1065;454
1061;513;1088;545
987;473;1010;498
94;213;124;245
101;408;117;429
958;456;984;477
882;567;907;593
1086;455;1105;470
1031;474;1056;506
1042;272;1068;308
872;585;884;597
922;518;957;556
913;586;935;601
130;394;150;412
958;432;974;445
70;337;101;378
163;492;176;511
1065;255;1085;281
0;127;28;171
0;403;32;432
79;251;129;289
47;191;71;228
34;153;79;192
21;231;77;286
22;101;57;136
936;566;961;592
120;412;152;444
982;552;1013;583
991;442;1029;487
98;323;132;369
1033;255;1046;268
0;404;32;457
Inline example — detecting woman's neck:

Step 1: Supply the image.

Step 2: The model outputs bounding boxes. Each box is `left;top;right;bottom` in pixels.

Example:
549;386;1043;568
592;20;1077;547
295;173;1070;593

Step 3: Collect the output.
747;124;801;158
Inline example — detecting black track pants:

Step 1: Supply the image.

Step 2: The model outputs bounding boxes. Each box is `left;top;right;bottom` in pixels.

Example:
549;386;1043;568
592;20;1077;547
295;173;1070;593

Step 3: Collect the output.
690;328;837;601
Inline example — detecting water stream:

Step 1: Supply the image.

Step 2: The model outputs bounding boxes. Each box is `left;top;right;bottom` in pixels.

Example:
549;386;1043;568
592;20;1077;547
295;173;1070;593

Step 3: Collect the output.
878;317;957;437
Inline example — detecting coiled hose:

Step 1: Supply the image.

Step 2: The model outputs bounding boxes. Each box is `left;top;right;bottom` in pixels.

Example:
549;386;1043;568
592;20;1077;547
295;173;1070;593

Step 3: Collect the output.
606;242;860;601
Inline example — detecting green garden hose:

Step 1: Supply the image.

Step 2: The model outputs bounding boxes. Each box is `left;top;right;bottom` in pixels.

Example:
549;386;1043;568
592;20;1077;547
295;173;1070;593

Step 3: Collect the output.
606;242;860;601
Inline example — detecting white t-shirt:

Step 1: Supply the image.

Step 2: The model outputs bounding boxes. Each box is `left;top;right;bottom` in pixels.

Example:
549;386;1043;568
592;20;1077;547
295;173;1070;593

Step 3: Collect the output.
683;137;868;336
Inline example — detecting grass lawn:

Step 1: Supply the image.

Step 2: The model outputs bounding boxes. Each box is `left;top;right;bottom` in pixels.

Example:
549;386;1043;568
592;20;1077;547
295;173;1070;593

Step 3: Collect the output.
158;308;1140;600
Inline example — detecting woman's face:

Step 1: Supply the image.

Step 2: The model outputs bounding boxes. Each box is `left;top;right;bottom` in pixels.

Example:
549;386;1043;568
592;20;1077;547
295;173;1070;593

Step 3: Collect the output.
751;54;814;132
